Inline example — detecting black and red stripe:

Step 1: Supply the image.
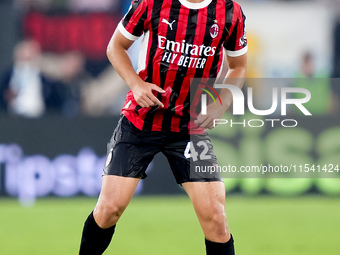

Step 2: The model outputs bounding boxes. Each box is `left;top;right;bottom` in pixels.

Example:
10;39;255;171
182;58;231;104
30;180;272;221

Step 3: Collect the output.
143;0;180;131
161;6;198;132
180;1;217;131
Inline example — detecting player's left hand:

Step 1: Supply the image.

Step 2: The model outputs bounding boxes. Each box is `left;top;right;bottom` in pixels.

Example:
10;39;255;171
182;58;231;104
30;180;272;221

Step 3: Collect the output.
194;103;226;130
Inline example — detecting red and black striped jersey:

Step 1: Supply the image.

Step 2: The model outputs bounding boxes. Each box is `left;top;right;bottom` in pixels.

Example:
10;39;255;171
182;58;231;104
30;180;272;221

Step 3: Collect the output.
118;0;247;133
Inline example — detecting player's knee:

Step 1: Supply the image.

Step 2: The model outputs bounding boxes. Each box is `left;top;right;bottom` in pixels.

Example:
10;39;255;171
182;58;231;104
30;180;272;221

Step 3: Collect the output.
203;208;229;237
94;203;126;228
210;212;228;234
203;211;230;243
202;206;225;223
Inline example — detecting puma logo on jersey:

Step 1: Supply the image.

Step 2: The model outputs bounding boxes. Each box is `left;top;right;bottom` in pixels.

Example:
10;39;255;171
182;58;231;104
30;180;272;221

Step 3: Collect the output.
162;18;176;30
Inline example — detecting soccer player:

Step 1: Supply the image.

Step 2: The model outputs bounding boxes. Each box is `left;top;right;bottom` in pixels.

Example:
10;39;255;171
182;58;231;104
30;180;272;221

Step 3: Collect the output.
79;0;247;254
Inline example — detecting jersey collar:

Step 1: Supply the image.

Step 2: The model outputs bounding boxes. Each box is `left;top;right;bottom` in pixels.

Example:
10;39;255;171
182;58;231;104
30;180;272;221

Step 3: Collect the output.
178;0;212;9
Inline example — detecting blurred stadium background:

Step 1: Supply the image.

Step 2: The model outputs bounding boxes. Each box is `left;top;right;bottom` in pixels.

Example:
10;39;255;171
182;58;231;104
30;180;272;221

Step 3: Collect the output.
0;0;340;254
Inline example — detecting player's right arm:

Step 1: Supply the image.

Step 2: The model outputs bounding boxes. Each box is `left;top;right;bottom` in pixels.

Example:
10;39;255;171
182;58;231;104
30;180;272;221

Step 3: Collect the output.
107;29;164;108
106;22;164;108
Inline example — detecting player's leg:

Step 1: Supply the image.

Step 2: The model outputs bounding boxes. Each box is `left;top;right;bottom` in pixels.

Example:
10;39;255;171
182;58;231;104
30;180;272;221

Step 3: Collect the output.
94;176;140;227
79;115;160;255
163;132;234;254
182;181;234;255
79;176;140;255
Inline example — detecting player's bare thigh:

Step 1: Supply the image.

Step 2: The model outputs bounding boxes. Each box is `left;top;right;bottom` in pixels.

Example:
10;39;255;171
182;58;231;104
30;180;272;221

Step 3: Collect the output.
182;181;230;243
93;175;140;228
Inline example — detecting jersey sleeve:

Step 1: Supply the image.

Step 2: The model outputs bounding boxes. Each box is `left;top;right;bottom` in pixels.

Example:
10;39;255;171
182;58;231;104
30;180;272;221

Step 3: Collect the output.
118;0;148;41
223;5;248;57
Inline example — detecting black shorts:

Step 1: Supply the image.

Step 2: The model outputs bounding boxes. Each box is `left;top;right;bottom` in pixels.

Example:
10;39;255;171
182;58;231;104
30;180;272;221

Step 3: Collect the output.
103;115;221;184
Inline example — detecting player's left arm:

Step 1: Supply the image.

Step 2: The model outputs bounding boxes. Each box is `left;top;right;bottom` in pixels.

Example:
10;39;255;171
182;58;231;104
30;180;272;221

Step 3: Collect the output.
225;53;247;79
218;52;248;110
195;53;247;129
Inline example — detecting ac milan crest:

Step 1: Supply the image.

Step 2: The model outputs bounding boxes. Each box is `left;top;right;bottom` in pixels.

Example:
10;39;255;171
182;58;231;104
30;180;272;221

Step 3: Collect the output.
210;24;219;39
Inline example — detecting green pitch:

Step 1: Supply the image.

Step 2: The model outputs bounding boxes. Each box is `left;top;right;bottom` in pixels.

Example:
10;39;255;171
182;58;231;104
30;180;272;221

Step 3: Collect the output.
0;196;339;255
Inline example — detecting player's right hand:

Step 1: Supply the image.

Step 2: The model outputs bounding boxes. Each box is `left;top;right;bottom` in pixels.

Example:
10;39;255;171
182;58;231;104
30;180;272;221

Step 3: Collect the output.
131;82;165;108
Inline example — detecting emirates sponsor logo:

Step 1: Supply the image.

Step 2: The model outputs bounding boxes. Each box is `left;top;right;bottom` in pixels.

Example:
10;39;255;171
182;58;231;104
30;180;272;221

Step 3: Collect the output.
158;35;217;69
158;36;216;57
